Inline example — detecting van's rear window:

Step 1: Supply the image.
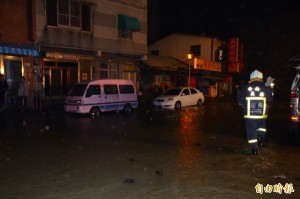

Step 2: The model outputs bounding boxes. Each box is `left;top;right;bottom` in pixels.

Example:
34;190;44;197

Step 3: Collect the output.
68;84;88;96
119;85;134;94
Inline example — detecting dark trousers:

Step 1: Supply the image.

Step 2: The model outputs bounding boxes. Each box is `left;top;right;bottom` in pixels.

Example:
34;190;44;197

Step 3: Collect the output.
0;94;4;104
19;96;27;108
0;94;5;108
245;119;267;150
34;95;44;112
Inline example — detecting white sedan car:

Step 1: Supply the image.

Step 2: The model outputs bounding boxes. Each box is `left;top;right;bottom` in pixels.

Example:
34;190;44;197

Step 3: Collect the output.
153;87;205;110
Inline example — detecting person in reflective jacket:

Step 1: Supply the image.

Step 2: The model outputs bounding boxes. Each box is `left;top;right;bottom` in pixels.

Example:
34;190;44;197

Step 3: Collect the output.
237;70;273;155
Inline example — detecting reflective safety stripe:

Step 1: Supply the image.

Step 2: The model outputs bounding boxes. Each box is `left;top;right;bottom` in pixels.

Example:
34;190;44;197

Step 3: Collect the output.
257;128;266;132
248;139;258;144
244;115;268;119
259;92;265;97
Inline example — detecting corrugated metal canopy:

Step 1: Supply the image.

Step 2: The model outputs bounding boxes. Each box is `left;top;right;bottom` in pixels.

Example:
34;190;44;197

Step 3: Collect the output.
141;56;188;71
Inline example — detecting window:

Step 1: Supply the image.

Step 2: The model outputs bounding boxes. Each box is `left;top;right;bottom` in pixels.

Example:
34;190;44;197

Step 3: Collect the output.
190;45;201;56
190;88;198;94
46;0;57;26
151;50;159;56
215;47;226;62
100;63;118;79
118;29;133;39
86;85;100;97
182;89;190;96
104;85;118;94
119;85;134;94
46;0;92;31
81;3;91;31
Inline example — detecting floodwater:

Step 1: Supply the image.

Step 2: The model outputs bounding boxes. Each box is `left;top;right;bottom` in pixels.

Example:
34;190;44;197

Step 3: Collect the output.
0;99;299;199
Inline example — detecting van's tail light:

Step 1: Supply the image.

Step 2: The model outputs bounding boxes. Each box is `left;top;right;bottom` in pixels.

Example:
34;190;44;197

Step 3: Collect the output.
290;91;298;98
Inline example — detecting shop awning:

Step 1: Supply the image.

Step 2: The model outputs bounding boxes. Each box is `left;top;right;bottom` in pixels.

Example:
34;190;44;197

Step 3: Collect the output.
118;15;141;31
140;55;188;71
0;43;39;56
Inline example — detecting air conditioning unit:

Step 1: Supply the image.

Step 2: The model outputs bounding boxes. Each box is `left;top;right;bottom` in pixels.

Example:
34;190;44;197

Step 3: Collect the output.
97;50;102;57
141;55;147;61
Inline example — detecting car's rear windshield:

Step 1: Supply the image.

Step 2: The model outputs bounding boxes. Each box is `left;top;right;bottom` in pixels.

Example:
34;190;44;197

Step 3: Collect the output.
68;84;88;96
163;89;181;95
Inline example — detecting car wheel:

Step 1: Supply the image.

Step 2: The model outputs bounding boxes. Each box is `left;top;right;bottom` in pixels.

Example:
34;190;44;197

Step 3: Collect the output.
123;104;133;114
175;101;181;110
196;99;202;107
90;107;100;118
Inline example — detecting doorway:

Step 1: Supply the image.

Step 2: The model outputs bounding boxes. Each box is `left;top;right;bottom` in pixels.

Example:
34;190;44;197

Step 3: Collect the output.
44;61;78;98
4;59;22;97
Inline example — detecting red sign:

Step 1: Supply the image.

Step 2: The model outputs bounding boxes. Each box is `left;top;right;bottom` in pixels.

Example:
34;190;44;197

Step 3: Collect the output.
194;58;222;72
228;38;243;73
228;62;244;73
228;38;238;63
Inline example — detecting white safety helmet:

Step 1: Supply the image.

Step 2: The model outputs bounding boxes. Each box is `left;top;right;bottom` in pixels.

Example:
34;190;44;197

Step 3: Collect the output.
250;70;263;80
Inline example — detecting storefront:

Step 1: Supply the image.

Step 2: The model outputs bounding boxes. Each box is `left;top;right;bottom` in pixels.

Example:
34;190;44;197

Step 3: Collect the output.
92;52;140;93
41;50;95;100
140;55;233;98
0;43;40;107
41;49;141;100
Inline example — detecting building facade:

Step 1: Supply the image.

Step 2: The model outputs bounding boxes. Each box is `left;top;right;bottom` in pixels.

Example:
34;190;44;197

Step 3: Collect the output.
0;0;40;109
0;0;147;104
36;0;147;99
147;33;237;97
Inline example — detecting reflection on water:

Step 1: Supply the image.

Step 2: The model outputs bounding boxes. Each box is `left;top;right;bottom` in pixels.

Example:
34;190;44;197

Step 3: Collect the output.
173;108;206;196
176;108;204;145
1;102;300;198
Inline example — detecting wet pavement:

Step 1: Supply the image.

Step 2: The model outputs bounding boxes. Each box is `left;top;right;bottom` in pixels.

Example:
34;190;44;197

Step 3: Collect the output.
0;98;299;199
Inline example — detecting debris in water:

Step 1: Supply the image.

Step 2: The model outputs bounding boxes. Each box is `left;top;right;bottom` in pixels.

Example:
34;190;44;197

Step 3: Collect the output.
194;142;205;147
44;125;50;131
22;120;27;126
155;170;163;176
123;179;134;184
273;175;287;179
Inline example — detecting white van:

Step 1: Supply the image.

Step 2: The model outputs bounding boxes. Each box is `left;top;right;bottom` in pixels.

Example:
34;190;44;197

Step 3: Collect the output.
64;79;138;117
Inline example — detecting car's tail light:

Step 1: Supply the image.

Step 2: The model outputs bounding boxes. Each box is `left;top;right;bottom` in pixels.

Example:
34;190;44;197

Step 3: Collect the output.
290;91;298;98
291;116;300;122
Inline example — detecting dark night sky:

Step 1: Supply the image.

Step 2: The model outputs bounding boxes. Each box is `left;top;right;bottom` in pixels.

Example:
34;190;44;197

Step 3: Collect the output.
148;0;300;95
149;0;300;42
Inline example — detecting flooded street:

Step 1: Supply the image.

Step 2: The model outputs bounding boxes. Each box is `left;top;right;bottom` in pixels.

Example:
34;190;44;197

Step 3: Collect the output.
0;99;299;199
